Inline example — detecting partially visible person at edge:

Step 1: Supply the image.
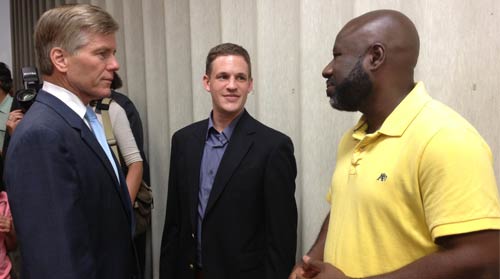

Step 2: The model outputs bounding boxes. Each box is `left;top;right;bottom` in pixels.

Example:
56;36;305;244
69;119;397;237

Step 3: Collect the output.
1;62;26;173
4;4;139;278
0;63;13;152
0;62;14;188
0;63;21;279
290;9;500;279
160;42;298;279
93;72;150;276
0;191;15;279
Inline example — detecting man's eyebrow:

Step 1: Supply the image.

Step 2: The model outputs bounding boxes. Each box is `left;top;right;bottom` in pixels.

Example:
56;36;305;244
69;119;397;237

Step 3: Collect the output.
93;46;115;53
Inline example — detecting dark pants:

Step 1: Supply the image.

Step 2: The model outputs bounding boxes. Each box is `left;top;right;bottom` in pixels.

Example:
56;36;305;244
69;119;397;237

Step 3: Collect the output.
134;231;147;278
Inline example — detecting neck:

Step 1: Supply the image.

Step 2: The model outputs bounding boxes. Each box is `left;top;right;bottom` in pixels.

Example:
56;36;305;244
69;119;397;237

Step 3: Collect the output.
43;75;91;105
362;82;415;133
212;110;243;132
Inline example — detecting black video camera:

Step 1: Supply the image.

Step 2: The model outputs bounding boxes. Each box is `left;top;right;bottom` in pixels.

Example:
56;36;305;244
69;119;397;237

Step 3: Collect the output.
15;67;42;112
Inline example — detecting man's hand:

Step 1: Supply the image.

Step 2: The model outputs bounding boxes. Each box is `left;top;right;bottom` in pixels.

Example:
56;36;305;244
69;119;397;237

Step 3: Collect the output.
289;255;321;279
290;214;330;278
297;255;349;279
7;109;24;135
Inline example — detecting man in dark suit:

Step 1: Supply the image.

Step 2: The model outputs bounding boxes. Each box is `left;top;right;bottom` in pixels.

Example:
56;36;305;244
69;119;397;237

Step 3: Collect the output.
160;43;298;279
4;4;138;278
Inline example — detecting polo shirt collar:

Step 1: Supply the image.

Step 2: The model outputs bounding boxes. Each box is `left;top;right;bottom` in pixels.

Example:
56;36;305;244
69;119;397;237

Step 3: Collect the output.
352;81;432;138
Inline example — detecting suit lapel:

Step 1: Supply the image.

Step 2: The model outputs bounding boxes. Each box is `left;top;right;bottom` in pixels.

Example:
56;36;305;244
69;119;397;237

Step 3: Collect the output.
81;127;134;231
80;127;120;185
37;92;119;184
205;111;255;216
36;91;133;226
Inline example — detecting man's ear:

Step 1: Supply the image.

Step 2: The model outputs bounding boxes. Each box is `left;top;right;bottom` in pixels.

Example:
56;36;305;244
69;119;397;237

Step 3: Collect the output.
202;74;210;92
367;43;385;71
248;77;254;93
50;47;69;73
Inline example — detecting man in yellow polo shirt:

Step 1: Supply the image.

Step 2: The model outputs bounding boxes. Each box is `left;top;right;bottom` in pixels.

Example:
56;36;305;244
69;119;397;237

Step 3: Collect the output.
289;9;500;279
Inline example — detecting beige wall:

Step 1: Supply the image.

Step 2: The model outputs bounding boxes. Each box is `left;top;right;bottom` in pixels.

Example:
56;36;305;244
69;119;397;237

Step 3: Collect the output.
0;0;12;66
86;0;500;277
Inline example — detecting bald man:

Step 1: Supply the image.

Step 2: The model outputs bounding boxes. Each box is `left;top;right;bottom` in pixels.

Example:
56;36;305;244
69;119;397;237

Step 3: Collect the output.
290;9;500;279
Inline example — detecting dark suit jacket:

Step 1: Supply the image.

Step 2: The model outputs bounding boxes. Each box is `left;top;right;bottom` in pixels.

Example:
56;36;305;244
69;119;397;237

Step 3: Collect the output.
160;110;297;279
4;91;138;278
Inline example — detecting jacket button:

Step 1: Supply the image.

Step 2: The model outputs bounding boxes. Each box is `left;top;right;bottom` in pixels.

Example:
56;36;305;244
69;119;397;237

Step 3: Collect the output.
189;263;194;269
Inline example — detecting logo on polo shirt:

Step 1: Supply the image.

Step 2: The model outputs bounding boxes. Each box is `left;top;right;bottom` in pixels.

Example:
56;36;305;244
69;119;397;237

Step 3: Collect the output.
377;173;388;181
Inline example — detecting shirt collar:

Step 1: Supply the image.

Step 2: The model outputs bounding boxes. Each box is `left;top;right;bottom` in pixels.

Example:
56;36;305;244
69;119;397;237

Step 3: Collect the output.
206;110;244;141
42;81;87;120
352;81;432;138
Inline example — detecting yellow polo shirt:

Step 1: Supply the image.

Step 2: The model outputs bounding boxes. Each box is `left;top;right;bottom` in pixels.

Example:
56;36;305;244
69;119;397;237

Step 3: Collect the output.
324;82;500;278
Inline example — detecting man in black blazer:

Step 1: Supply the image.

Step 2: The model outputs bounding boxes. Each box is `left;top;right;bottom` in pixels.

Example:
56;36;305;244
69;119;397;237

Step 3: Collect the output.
160;43;298;279
4;4;138;278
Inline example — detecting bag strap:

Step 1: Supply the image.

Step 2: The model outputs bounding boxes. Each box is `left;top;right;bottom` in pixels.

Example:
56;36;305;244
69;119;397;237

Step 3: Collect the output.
97;97;121;166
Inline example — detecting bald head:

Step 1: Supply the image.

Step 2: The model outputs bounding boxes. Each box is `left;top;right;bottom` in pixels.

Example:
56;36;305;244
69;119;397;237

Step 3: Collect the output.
322;10;421;121
338;10;420;72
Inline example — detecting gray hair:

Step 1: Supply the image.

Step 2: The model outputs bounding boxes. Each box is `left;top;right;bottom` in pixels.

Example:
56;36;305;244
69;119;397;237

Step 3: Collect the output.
34;4;119;75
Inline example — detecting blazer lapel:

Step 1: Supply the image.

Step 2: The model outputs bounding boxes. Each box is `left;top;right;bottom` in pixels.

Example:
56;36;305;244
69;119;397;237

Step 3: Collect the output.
205;111;255;216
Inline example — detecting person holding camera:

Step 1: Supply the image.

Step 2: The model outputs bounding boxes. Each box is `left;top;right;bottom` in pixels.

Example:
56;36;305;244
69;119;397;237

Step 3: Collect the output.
0;63;13;152
4;4;139;278
2;66;43;158
0;62;18;279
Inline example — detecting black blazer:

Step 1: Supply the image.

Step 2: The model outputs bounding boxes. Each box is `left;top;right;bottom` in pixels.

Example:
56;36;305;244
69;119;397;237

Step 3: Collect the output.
5;91;138;278
160;110;297;279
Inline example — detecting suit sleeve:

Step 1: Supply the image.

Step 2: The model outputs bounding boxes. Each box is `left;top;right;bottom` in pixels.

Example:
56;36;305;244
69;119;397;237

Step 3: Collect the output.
5;127;96;278
263;135;298;278
160;134;180;279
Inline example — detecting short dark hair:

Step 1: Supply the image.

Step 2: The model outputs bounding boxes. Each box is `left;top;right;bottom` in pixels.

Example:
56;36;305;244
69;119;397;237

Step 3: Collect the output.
0;62;13;94
205;43;252;78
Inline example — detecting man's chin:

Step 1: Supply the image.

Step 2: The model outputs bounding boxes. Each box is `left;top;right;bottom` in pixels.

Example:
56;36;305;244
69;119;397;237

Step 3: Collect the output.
329;98;357;112
100;88;112;97
89;89;111;101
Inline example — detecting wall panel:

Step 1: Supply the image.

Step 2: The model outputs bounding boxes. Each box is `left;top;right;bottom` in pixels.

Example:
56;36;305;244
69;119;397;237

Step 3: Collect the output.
9;1;500;278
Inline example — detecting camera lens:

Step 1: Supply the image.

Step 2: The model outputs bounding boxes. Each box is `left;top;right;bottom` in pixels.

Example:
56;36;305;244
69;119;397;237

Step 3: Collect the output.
16;89;37;112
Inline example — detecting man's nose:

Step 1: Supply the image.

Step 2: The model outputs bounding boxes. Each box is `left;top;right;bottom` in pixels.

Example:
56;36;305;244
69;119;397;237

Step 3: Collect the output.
322;61;333;78
108;55;120;71
227;77;237;89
